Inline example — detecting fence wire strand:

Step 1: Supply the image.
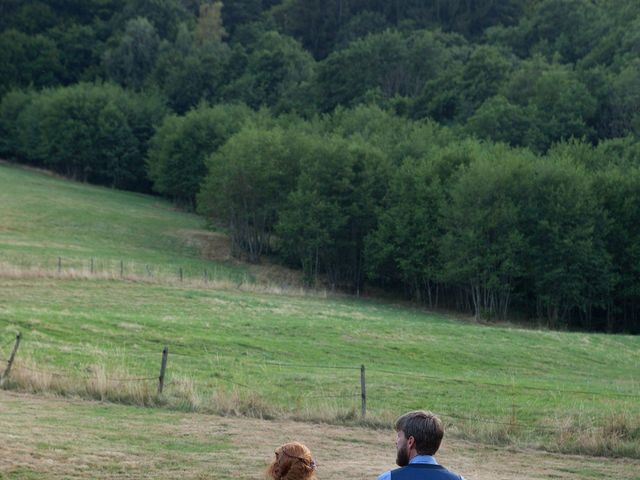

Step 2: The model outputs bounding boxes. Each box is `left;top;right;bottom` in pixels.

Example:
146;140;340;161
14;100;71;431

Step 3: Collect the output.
370;367;639;399
3;330;638;440
15;337;634;400
300;393;361;399
9;345;639;399
435;411;561;433
13;363;155;383
0;337;16;358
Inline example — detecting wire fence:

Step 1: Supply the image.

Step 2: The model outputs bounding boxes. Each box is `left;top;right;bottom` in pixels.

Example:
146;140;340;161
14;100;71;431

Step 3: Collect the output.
8;362;158;383
2;332;638;439
4;340;638;400
0;254;250;287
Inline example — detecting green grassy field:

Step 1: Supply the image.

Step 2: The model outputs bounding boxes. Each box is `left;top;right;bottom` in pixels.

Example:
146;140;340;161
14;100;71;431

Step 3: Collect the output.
0;162;639;458
0;162;247;282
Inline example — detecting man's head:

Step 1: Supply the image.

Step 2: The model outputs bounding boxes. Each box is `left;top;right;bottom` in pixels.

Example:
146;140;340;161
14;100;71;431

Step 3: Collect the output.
394;410;444;466
266;442;316;480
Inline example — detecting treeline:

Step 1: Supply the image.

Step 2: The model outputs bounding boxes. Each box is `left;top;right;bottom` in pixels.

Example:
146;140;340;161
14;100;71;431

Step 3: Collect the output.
200;108;640;333
1;0;640;332
2;0;639;148
0;83;165;189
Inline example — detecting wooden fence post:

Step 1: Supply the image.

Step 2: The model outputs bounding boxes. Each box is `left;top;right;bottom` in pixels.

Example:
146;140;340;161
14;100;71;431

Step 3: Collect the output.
179;267;183;282
360;364;366;419
58;257;62;273
120;260;124;278
158;346;168;395
1;333;22;387
204;268;208;284
90;257;94;274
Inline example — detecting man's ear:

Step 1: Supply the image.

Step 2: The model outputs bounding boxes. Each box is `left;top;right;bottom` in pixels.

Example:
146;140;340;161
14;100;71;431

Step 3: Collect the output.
407;435;416;450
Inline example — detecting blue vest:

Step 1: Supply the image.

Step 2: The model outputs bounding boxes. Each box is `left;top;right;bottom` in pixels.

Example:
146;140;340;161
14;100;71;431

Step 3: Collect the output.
390;464;462;480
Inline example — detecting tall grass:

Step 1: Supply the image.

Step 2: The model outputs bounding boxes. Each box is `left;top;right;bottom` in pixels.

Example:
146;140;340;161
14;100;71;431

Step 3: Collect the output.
0;261;325;300
4;359;357;423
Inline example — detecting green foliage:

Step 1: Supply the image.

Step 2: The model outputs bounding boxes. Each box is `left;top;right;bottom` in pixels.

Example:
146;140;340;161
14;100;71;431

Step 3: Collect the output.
9;1;58;34
116;0;190;40
466;95;530;146
198;125;301;262
594;167;640;332
604;60;640;138
519;155;612;327
0;29;63;96
0;89;33;160
48;24;102;84
317;29;460;112
460;45;514;111
365;156;444;303
103;17;160;90
269;0;526;58
226;31;316;115
7;83;166;190
277;133;389;289
153;23;234;113
487;0;604;63
525;66;597;151
464;60;598;151
147;103;251;207
440;145;530;320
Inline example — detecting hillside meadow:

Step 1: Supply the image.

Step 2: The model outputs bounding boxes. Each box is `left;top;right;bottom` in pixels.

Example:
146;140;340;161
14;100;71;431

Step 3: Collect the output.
0;161;248;282
0;162;639;459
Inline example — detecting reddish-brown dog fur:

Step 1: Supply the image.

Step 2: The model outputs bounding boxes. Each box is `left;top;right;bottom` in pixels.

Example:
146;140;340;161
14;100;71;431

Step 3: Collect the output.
266;442;317;480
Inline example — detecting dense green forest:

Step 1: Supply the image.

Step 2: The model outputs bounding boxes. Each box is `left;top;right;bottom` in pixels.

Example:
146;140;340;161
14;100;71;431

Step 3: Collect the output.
1;0;639;333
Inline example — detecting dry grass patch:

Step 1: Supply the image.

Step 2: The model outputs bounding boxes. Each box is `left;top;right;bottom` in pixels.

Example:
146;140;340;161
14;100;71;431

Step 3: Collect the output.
5;360;159;407
550;411;640;458
0;261;325;300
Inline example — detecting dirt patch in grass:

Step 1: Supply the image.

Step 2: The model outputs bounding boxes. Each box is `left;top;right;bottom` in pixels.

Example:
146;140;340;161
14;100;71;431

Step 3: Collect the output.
1;391;638;480
176;229;304;288
178;230;234;264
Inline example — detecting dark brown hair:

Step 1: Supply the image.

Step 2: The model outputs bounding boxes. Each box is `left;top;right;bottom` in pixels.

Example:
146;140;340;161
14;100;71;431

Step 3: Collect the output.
395;410;444;455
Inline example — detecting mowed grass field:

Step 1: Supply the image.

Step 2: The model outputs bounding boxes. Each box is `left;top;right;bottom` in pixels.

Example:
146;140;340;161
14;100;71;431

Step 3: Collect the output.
3;390;640;480
1;162;639;460
0;161;247;282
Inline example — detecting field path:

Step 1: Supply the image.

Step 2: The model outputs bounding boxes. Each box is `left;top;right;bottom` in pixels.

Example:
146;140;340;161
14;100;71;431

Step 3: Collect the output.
1;390;638;480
